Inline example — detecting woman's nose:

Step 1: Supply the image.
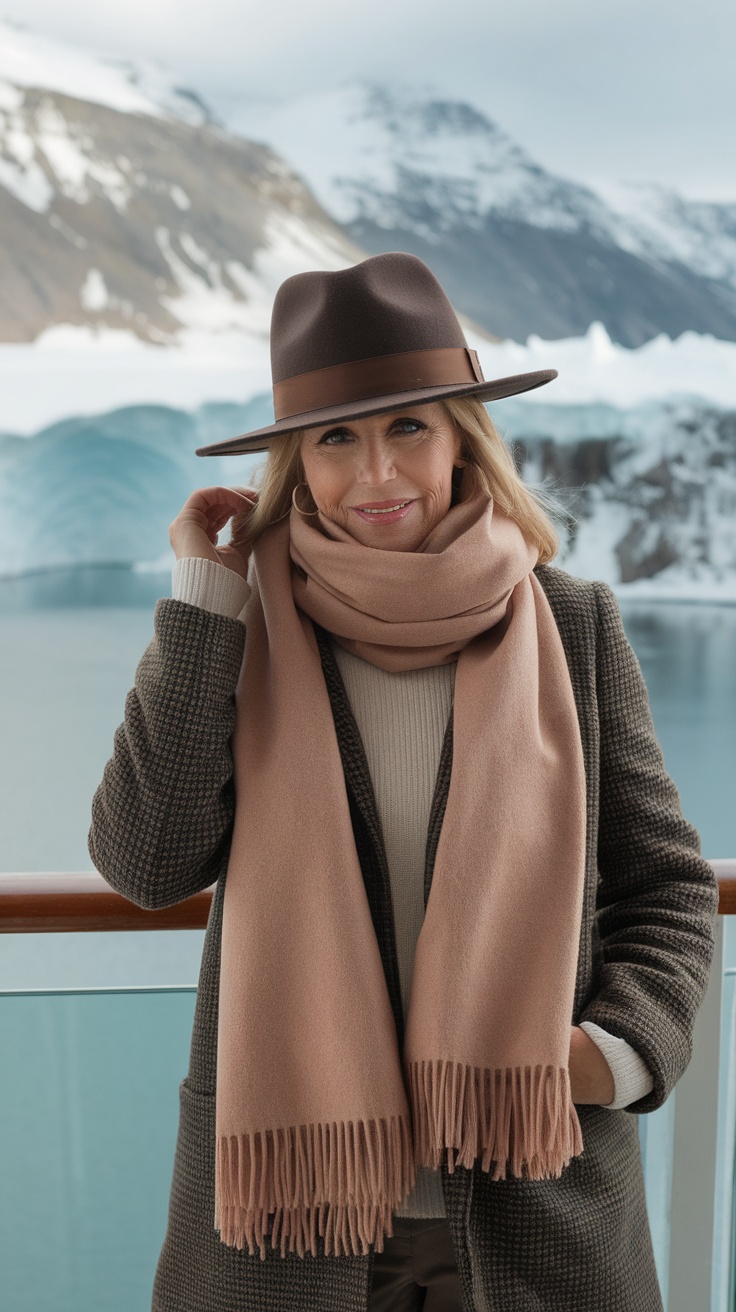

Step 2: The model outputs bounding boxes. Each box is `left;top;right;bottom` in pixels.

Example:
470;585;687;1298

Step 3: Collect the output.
356;442;396;484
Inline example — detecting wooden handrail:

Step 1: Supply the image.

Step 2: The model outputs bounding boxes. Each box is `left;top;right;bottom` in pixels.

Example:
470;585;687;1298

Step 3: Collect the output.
0;873;216;933
715;860;736;915
1;861;735;933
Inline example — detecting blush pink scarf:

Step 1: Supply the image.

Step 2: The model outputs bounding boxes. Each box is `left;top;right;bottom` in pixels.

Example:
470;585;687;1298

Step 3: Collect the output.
214;487;587;1262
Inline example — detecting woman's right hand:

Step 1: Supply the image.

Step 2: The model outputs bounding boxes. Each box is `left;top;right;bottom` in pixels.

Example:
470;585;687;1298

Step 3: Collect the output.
169;486;259;580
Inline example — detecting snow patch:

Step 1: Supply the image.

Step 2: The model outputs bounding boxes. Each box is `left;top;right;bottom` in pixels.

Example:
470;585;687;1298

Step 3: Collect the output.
80;269;109;312
0;80;23;112
0;88;55;211
555;485;633;584
0;149;53;212
0;19;211;125
252;208;355;289
169;184;190;210
0;323;273;432
47;212;87;248
150;210;355;340
595;180;736;290
32;324;148;350
478;322;736;411
35;99;131;210
154;227;256;333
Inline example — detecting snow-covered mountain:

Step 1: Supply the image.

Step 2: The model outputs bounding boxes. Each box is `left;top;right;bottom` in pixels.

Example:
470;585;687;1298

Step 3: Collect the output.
238;84;736;348
0;19;367;346
1;395;733;599
2;22;736;356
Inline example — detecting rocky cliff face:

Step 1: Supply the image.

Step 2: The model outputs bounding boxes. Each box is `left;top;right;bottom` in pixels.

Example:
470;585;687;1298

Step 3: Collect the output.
0;82;364;344
498;399;736;589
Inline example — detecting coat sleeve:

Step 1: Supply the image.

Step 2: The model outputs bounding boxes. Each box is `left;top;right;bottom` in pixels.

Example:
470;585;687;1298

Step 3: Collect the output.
87;597;246;909
577;580;719;1113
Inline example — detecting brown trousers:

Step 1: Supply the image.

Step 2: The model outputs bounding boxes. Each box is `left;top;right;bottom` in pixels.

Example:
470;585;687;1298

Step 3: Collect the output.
368;1217;464;1311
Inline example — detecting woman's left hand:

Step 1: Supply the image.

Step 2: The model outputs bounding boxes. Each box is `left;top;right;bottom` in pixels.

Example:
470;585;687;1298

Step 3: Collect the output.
568;1026;616;1105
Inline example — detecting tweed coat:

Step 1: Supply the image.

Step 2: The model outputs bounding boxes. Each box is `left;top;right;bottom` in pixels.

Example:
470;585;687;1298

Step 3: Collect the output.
88;562;719;1312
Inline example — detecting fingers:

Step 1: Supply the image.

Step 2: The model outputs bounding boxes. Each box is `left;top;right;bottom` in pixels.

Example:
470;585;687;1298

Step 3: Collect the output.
178;487;258;526
189;486;258;510
210;489;259;538
169;486;260;550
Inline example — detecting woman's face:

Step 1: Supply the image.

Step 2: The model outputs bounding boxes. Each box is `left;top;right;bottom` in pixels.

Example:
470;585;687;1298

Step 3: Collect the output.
299;402;464;551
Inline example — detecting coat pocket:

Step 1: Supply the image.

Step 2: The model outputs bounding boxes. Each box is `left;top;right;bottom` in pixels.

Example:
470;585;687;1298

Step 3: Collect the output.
465;1105;663;1312
152;1078;373;1312
152;1078;226;1311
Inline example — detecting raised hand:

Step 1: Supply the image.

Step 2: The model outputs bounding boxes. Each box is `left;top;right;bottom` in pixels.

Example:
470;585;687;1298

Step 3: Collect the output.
169;486;259;580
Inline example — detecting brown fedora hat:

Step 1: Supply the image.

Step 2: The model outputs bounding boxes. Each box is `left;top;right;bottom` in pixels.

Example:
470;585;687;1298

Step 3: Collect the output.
195;252;557;456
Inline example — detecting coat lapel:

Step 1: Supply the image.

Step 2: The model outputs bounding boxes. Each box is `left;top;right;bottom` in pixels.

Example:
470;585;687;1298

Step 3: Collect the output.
312;621;406;1045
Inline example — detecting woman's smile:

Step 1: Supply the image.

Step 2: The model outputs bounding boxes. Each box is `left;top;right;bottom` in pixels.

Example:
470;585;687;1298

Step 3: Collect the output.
350;498;415;524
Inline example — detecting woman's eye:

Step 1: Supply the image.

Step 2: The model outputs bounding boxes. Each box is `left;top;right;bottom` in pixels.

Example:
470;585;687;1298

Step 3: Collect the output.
318;430;349;445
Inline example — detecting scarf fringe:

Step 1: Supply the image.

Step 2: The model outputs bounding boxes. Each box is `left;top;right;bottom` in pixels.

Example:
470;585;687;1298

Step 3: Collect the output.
407;1058;584;1181
214;1063;583;1260
215;1113;416;1260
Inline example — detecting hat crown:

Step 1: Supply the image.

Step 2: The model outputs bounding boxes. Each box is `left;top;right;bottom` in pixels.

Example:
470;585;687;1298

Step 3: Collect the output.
270;252;468;383
193;250;558;455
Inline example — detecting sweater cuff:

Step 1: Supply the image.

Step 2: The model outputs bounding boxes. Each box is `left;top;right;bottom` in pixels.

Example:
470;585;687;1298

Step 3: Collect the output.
172;556;251;620
579;1020;655;1109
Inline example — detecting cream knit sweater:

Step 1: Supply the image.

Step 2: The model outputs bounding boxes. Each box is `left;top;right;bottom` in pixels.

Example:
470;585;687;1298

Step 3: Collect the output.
172;556;654;1219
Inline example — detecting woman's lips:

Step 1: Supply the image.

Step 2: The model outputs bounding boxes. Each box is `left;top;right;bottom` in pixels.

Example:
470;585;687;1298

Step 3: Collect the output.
350;499;415;524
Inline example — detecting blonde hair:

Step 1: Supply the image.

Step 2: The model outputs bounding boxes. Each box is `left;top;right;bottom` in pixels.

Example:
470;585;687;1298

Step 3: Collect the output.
230;396;569;565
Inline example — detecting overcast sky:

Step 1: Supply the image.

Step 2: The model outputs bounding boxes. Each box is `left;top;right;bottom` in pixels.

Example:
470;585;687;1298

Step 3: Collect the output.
2;0;735;201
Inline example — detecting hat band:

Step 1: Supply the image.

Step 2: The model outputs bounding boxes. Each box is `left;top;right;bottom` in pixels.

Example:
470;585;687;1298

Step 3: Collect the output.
272;347;485;421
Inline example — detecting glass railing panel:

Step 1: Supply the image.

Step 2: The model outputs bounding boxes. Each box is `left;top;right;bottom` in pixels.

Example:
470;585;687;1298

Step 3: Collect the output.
637;915;736;1312
638;1095;675;1306
0;929;206;991
0;987;196;1312
713;962;736;1312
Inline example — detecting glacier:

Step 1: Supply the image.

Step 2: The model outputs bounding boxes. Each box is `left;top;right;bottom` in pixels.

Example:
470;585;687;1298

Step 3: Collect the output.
1;394;734;601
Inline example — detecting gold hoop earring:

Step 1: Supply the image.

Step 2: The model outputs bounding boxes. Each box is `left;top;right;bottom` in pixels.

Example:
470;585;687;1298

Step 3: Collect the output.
292;482;320;516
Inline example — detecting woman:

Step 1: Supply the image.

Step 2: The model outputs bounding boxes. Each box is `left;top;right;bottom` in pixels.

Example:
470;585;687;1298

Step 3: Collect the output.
88;252;718;1312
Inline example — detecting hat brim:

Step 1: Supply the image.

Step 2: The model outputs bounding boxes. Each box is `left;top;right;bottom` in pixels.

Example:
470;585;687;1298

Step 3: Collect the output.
195;370;558;456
